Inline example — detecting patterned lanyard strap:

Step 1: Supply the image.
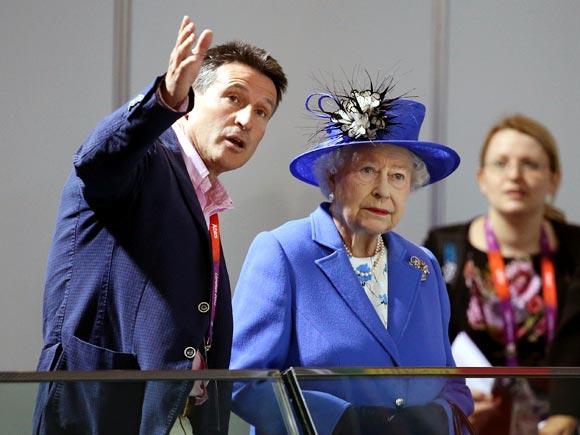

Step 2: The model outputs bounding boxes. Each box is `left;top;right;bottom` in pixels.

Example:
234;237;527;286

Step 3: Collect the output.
484;216;557;366
205;213;221;353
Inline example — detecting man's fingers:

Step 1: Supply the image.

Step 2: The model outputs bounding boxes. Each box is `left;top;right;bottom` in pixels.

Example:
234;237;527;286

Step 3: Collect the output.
192;29;213;57
176;32;196;63
174;28;211;68
176;22;195;49
179;15;189;31
174;29;212;75
163;18;213;108
176;16;192;44
177;33;210;82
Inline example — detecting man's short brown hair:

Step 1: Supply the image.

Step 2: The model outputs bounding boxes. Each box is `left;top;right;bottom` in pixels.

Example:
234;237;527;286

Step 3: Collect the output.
194;41;287;110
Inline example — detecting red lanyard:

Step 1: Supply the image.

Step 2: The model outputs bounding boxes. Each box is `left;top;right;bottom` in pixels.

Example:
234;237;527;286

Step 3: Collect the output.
485;217;557;366
205;213;221;352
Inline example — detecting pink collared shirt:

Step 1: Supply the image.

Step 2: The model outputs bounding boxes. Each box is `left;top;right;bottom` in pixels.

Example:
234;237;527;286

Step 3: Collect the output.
157;88;233;226
172;119;233;227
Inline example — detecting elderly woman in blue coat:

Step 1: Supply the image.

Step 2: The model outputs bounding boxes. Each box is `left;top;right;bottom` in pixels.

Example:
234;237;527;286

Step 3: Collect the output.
230;78;474;434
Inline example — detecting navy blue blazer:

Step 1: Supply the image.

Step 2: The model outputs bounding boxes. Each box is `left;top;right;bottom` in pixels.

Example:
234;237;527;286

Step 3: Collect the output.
33;76;232;435
230;204;473;434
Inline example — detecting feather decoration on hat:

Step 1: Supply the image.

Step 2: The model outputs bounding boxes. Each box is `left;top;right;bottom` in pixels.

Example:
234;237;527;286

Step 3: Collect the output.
306;72;410;143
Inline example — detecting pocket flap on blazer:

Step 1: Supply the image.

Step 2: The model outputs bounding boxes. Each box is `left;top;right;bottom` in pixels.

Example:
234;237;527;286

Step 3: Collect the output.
65;335;139;370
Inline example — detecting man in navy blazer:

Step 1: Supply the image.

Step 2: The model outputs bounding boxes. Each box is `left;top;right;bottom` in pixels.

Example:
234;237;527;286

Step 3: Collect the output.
33;15;287;435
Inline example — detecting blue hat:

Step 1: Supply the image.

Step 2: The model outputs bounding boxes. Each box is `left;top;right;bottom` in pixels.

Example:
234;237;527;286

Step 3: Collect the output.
289;86;460;187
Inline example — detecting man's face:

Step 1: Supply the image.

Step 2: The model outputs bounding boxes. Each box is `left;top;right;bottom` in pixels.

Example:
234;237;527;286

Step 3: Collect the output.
184;62;278;179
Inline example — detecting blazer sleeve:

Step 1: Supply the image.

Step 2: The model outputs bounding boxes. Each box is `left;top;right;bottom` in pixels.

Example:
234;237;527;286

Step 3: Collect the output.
230;231;350;435
73;75;193;203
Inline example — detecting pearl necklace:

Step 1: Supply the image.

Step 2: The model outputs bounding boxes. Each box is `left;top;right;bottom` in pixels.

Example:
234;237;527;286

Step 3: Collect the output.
343;236;384;281
343;235;383;258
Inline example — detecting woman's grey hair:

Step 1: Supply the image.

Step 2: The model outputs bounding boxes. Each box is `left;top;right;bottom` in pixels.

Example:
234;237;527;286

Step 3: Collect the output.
314;145;430;198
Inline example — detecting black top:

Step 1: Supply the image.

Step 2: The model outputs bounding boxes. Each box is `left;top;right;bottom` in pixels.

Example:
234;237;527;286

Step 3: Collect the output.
424;219;580;418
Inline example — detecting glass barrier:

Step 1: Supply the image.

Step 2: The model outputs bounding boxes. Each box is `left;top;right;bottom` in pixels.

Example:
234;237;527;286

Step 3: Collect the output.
0;369;299;435
2;368;580;434
287;367;580;435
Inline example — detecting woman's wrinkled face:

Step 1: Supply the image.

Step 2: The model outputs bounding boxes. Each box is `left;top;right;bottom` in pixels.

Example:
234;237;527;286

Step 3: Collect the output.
330;144;413;238
477;128;560;217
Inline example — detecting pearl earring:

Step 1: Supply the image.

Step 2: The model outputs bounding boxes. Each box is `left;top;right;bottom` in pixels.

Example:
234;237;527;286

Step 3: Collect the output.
328;192;335;202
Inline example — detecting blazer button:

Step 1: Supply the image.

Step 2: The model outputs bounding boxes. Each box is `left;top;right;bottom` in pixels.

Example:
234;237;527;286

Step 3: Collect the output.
127;93;144;110
184;347;196;359
395;398;405;408
198;302;210;313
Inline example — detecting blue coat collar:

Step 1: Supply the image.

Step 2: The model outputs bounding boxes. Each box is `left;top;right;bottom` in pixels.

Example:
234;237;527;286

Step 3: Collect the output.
309;204;424;364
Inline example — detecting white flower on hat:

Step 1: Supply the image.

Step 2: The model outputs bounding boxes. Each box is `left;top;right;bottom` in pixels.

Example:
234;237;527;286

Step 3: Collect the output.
353;89;381;112
332;89;386;140
334;108;352;126
347;112;371;138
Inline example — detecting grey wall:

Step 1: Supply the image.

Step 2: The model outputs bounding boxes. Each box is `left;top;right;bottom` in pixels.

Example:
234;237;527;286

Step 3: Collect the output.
1;1;579;373
446;0;580;224
0;1;114;370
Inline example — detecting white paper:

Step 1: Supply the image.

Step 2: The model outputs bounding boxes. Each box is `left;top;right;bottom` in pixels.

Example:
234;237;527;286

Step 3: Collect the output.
451;331;494;395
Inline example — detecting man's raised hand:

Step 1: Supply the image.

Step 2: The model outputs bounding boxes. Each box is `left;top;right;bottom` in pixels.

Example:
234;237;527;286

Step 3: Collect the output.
161;16;213;109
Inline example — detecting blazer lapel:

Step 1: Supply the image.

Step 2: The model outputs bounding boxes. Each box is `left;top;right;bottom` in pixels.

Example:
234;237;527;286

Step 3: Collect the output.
310;205;401;364
385;232;422;344
162;129;209;237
